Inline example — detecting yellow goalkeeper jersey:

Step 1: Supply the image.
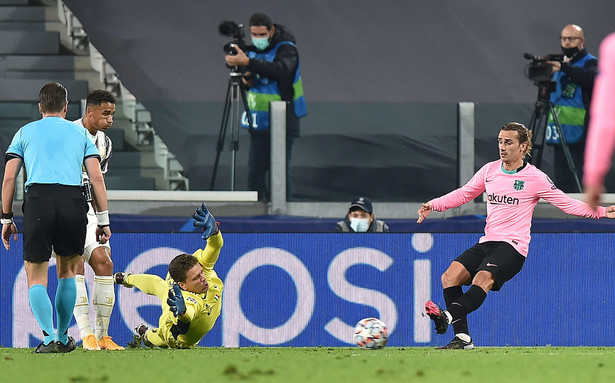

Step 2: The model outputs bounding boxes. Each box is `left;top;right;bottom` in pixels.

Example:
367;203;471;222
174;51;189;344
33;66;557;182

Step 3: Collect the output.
154;232;224;348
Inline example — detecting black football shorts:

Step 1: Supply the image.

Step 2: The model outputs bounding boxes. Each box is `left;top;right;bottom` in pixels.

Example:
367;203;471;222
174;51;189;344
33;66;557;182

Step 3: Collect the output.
454;241;526;291
22;184;88;262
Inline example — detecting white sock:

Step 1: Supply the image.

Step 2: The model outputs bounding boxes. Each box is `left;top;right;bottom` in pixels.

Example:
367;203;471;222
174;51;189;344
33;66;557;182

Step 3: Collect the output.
93;275;115;340
74;274;94;338
456;333;471;342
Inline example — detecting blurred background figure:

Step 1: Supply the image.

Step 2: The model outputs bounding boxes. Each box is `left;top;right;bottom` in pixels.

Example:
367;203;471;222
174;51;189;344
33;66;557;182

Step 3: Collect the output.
225;12;307;202
335;196;389;232
546;24;598;192
583;32;615;209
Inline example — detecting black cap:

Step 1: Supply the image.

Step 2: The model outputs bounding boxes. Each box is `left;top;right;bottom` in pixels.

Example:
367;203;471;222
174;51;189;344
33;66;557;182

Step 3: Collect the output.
249;12;273;29
349;197;373;214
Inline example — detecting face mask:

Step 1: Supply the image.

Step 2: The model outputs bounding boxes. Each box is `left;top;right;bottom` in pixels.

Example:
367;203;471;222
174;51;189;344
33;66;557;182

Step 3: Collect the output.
561;46;579;58
252;37;270;51
350;218;370;232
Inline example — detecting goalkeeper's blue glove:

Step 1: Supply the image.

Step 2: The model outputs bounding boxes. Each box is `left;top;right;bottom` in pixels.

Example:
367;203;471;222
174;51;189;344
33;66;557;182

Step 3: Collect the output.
192;203;218;239
167;284;186;317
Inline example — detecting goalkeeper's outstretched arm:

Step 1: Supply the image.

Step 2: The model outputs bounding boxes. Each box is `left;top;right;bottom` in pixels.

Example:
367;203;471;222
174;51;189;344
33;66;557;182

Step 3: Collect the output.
191;203;223;269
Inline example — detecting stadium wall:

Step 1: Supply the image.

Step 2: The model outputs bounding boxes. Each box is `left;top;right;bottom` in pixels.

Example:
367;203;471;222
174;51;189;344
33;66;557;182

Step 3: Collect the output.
60;0;615;199
2;232;613;348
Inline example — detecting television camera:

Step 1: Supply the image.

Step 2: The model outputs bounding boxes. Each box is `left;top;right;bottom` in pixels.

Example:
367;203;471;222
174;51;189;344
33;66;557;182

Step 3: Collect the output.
219;20;248;56
524;52;564;83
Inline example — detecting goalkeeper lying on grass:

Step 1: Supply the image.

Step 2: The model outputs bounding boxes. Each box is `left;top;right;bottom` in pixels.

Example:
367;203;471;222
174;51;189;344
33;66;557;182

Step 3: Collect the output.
114;203;223;348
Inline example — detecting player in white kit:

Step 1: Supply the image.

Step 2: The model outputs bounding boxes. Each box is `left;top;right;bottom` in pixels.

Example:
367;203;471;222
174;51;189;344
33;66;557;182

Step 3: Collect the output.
72;90;124;350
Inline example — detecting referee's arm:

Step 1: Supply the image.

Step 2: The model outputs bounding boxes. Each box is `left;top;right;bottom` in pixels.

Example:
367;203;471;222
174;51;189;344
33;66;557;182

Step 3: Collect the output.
2;157;21;250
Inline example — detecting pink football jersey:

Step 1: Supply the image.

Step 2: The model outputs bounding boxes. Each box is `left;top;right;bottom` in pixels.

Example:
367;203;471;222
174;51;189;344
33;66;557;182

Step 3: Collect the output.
584;33;615;188
430;160;606;256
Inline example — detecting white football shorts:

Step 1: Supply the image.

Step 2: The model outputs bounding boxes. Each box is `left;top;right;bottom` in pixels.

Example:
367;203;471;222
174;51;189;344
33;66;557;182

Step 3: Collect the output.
84;203;110;263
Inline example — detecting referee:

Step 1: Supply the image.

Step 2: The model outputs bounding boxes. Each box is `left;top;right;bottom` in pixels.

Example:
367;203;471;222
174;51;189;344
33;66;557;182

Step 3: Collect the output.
1;83;111;353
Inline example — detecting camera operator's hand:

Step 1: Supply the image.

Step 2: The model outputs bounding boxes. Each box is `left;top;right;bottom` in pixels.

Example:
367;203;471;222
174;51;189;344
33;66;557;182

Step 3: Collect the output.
242;71;254;87
545;61;562;73
225;45;250;67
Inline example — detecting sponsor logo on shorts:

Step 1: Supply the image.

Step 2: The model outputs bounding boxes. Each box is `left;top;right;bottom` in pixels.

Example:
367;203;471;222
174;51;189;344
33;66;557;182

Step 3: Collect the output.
486;263;498;267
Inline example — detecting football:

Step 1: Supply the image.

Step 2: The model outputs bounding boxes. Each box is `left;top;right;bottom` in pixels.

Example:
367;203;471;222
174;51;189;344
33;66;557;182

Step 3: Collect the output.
353;317;388;350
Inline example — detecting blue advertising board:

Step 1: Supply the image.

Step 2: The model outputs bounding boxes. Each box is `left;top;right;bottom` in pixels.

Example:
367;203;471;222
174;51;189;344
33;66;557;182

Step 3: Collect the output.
1;232;614;348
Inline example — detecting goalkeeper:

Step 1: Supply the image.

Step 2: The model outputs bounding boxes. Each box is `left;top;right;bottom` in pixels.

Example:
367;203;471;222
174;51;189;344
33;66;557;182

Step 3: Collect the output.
114;203;223;348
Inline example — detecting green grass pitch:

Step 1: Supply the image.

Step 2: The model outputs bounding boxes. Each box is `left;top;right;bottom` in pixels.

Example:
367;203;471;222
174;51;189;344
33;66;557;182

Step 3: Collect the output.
1;346;615;382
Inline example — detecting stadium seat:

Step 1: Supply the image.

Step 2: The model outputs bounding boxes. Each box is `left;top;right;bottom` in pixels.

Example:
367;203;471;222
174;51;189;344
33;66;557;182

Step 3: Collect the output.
0;31;60;54
2;55;75;79
0;79;88;101
0;5;45;30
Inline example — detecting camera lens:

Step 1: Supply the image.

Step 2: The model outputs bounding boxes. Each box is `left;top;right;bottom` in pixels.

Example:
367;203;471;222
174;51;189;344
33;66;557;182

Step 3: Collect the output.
223;42;238;55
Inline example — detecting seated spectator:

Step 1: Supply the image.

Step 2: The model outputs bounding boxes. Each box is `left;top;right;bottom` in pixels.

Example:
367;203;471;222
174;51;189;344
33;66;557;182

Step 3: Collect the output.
335;197;389;232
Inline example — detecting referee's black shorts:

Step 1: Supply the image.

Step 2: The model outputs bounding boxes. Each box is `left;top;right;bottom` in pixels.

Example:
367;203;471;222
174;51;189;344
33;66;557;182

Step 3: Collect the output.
454;241;526;291
22;184;88;262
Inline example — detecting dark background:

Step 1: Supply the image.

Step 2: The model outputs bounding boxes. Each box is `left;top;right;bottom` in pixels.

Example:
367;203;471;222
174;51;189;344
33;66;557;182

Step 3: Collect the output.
62;0;615;201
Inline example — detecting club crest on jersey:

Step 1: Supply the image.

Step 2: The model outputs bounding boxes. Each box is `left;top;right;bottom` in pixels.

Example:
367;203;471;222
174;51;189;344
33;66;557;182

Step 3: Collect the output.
513;180;525;190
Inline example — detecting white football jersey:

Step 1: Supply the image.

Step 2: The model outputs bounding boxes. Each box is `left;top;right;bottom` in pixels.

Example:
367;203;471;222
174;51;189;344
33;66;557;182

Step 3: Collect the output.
74;118;113;201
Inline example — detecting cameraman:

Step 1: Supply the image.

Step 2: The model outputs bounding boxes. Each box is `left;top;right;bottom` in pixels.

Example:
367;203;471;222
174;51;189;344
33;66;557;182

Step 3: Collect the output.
545;24;597;192
225;12;307;202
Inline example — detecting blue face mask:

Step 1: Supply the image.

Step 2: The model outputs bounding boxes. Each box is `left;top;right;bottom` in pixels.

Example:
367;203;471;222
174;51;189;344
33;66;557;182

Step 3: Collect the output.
252;37;270;51
350;218;370;232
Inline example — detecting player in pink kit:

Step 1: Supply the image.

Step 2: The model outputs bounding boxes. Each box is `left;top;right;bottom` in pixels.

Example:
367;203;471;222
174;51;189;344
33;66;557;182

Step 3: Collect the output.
418;122;615;349
584;32;615;210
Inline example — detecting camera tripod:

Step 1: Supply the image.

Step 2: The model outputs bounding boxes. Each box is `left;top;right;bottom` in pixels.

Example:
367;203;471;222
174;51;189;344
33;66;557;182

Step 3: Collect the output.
527;80;582;192
210;68;253;191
